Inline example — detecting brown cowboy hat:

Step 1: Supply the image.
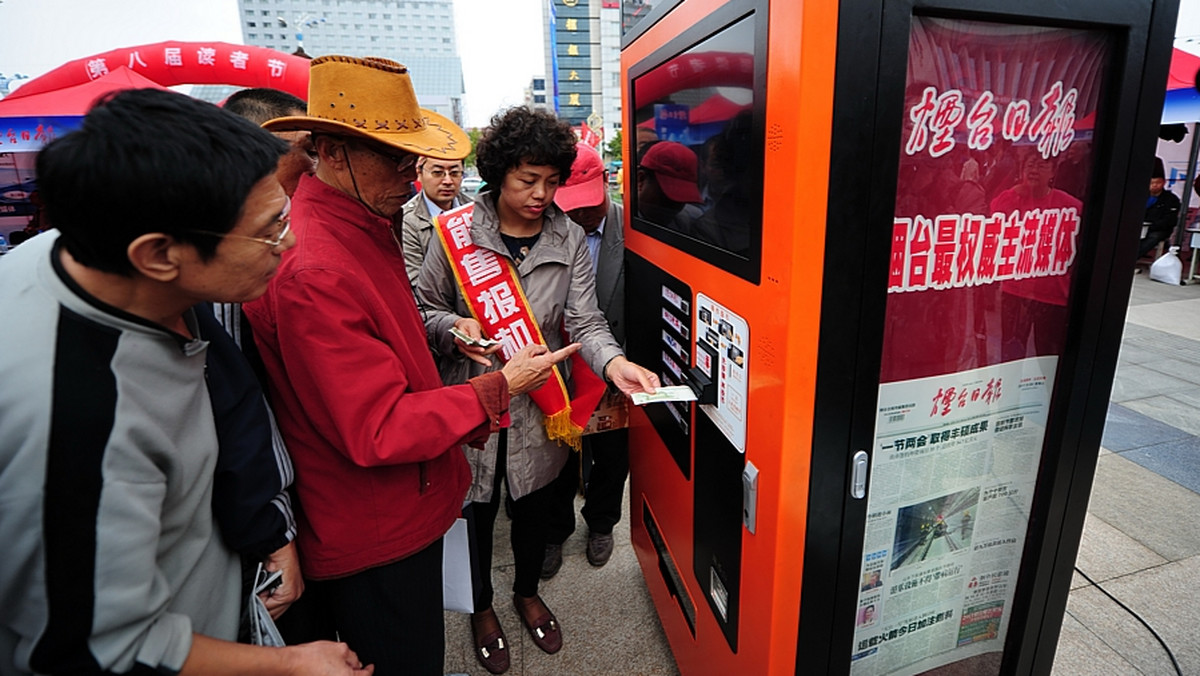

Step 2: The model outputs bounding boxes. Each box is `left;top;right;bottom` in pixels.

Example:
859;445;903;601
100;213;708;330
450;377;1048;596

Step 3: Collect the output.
263;55;469;160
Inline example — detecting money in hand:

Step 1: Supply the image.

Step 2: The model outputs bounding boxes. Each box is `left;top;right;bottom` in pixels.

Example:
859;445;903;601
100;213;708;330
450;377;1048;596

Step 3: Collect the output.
631;385;698;406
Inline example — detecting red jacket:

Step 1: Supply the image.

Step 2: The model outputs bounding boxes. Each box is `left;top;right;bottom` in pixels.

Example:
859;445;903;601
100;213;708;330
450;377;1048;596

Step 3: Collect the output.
245;175;508;579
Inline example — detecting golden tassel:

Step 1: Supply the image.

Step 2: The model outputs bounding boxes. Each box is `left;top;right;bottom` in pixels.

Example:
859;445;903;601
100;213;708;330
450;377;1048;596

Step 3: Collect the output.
543;407;583;452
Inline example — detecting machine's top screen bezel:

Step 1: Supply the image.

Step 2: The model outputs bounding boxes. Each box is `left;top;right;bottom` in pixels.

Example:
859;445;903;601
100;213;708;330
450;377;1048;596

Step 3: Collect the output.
619;0;684;46
626;0;768;285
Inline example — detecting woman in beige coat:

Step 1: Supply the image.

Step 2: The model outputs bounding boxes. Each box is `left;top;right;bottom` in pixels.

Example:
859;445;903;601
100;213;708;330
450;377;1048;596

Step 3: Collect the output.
416;107;657;674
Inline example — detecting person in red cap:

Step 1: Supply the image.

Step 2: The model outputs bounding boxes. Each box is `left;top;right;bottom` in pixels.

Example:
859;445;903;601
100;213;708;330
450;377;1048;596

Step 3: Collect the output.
636;140;704;234
542;143;629;578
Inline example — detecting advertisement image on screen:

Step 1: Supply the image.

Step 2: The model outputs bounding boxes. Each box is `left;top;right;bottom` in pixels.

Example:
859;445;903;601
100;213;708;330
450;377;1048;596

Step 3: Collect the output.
852;16;1112;676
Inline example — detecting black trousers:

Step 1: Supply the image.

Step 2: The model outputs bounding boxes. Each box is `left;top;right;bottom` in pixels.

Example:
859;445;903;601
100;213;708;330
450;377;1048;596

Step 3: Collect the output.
1138;228;1174;259
547;428;630;544
273;539;445;676
467;431;560;610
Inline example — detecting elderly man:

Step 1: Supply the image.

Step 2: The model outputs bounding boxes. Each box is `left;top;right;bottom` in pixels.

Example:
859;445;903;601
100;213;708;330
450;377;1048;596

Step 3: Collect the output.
244;56;577;675
400;156;472;284
0;89;368;675
543;143;629;576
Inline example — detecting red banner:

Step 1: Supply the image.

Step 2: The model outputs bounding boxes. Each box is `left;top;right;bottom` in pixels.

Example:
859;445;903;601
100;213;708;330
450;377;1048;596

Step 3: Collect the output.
5;41;309;102
433;203;605;450
578;122;601;149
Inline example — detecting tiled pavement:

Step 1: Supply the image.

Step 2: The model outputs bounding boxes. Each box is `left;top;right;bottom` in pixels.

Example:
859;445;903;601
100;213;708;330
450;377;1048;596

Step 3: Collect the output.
444;273;1200;675
1054;273;1200;676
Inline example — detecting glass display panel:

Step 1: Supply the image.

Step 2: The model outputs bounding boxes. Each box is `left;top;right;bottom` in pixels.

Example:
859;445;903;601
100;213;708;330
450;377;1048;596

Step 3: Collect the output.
630;12;761;266
621;0;667;37
851;17;1112;676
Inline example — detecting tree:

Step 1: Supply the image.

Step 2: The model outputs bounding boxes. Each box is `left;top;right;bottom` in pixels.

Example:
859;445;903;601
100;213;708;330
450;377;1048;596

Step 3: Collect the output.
604;129;623;163
465;128;483;168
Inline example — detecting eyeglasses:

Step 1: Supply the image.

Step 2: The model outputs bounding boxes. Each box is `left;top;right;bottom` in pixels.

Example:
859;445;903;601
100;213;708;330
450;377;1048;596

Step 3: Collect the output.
186;198;292;249
353;141;418;173
426;168;463;180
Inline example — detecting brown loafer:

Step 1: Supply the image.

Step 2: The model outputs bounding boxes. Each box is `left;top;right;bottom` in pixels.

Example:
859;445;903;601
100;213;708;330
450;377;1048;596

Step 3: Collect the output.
471;610;510;674
514;594;563;654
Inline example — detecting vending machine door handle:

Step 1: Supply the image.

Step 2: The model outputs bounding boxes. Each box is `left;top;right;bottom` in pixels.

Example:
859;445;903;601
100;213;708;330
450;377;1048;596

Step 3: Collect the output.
850;450;869;499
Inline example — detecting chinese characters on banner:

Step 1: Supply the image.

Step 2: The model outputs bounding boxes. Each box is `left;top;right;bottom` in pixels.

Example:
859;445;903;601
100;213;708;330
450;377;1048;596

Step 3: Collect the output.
441;210;536;361
5;42;308;102
853;17;1112;676
82;43;292;85
2;119;74;153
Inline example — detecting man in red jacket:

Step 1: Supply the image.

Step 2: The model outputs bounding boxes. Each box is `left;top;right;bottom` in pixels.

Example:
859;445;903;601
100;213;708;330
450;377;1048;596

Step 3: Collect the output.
245;56;576;676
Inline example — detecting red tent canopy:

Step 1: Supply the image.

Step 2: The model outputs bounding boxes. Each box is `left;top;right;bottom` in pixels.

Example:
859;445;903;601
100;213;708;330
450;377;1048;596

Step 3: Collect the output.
0;67;168;117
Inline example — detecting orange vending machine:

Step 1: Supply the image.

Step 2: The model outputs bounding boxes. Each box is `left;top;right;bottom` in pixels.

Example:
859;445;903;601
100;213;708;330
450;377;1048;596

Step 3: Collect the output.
615;0;1178;673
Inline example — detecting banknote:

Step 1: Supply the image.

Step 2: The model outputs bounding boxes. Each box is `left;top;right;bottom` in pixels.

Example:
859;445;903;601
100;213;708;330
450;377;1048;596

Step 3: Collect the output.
449;326;501;347
632;385;698;406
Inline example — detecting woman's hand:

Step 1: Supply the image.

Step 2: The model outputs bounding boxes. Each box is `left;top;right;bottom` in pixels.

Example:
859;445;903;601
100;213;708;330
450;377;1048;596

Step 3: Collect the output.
604;356;660;396
452;317;503;366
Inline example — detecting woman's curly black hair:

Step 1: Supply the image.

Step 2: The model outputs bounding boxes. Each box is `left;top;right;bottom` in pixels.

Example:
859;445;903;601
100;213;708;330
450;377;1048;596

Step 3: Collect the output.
475;107;578;189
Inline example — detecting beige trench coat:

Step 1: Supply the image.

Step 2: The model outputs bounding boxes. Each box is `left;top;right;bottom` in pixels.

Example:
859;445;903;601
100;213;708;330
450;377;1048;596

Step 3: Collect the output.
415;193;624;501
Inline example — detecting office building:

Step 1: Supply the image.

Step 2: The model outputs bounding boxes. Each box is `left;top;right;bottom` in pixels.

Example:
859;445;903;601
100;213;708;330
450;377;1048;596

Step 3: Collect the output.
544;0;622;150
235;0;465;125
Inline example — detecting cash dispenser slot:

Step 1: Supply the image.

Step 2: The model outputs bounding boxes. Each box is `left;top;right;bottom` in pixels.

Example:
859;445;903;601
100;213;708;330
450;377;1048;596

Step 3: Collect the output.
643;501;697;636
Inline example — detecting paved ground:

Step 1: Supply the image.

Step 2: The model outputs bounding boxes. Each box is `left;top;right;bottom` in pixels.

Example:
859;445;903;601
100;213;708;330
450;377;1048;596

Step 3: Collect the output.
445;272;1200;676
1052;272;1200;676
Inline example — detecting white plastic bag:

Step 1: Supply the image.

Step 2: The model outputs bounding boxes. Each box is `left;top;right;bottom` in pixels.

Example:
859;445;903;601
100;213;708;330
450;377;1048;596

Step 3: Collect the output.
1149;246;1183;285
249;563;286;647
442;517;474;613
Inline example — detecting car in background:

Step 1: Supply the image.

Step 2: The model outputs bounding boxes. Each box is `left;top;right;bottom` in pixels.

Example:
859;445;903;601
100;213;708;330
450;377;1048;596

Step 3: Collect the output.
460;175;484;196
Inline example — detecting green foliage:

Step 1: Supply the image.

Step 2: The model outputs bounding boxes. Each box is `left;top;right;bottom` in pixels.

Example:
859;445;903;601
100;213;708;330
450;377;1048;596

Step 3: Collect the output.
604;129;623;163
465;128;483;168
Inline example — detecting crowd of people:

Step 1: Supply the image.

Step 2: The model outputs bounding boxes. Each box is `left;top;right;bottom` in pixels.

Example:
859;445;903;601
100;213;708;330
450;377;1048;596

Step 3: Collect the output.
0;54;655;676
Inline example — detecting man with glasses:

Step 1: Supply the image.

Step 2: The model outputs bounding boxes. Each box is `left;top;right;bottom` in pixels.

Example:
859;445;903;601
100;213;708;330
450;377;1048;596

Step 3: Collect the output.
0;89;371;675
400;156;472;284
243;56;578;675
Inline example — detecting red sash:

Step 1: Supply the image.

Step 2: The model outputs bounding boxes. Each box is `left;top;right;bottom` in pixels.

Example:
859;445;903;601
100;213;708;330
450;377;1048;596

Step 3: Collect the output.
433;203;605;451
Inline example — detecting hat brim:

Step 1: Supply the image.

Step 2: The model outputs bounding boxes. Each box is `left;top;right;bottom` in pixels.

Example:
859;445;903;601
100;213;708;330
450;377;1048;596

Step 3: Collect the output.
656;174;703;204
554;179;607;212
264;108;469;161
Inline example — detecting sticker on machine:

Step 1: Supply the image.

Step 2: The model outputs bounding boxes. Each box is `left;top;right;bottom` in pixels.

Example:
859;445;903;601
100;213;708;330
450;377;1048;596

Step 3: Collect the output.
695;293;748;453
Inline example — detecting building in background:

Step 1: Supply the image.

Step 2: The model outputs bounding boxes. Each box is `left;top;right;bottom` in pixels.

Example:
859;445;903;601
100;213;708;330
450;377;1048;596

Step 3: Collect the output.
544;0;622;153
525;76;550;113
232;0;465;125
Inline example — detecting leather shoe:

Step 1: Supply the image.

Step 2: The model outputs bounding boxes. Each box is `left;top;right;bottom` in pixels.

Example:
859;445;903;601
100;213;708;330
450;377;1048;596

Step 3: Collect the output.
541;543;563;579
587;531;614;567
471;609;510;674
514;594;563;654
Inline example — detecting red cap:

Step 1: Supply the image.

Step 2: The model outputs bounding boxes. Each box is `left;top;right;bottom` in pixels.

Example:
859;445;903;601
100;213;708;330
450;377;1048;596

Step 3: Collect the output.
640;141;703;204
554;143;607;212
